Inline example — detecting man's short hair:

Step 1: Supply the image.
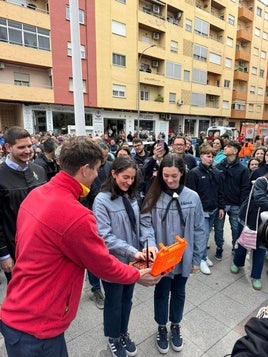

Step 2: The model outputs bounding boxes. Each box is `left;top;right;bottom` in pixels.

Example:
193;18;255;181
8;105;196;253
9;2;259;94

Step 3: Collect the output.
59;136;103;176
132;138;143;145
226;140;241;154
43;138;58;154
4;126;31;145
221;133;229;139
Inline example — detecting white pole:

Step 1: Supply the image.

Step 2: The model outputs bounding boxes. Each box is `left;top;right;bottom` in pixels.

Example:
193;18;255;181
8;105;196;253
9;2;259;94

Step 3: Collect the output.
69;0;86;135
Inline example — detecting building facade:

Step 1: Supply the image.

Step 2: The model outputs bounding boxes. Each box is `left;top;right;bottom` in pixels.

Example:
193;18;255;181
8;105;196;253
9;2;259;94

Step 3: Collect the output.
0;0;268;137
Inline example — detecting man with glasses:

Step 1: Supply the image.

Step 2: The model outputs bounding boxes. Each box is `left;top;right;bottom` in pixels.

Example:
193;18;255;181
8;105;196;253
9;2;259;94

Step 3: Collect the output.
172;136;197;172
132;138;149;169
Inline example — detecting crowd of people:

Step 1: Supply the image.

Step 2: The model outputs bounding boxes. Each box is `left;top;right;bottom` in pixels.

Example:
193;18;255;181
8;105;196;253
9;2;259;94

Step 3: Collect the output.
0;126;268;357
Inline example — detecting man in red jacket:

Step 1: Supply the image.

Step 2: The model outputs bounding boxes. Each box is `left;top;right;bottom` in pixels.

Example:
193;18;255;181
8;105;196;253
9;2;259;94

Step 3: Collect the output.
0;136;161;357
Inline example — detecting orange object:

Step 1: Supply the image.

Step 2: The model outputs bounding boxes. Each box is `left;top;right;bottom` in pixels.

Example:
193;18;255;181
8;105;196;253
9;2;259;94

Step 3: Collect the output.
130;236;187;276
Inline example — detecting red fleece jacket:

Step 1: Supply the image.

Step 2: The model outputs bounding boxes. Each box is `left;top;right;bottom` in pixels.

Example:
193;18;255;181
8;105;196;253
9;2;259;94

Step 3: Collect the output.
0;171;139;338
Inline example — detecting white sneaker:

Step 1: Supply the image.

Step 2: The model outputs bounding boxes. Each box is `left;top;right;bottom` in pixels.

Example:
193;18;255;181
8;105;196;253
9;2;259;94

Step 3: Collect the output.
200;260;211;275
205;257;213;267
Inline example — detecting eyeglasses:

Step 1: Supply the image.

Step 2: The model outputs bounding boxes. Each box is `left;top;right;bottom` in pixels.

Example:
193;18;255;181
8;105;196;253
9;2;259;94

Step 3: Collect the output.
173;143;185;147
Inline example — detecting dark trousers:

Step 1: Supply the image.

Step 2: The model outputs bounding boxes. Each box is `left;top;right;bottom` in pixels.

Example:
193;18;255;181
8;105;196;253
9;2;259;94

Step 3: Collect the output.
0;321;68;357
102;280;135;338
154;274;188;326
87;270;101;292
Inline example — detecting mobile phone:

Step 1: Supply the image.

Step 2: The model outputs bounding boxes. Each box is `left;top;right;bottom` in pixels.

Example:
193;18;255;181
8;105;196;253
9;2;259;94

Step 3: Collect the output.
157;139;165;149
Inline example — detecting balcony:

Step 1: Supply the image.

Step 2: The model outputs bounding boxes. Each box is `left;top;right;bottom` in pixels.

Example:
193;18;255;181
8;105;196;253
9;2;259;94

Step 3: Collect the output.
139;71;165;87
232;90;247;101
231;109;246;118
235;49;251;62
236;29;252;42
233;70;249;81
238;7;254;22
0;82;53;103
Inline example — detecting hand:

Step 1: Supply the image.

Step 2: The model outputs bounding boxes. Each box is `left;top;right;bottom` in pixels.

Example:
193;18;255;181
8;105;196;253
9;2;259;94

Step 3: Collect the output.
0;257;14;273
138;268;162;286
218;209;225;220
142;246;158;261
134;251;145;260
153;145;165;161
190;265;199;274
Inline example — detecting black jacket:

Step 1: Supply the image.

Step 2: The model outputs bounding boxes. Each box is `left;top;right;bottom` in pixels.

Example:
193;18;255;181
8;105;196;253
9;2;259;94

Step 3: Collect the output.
216;157;250;206
231;317;268;356
34;152;59;181
187;163;225;211
0;162;47;258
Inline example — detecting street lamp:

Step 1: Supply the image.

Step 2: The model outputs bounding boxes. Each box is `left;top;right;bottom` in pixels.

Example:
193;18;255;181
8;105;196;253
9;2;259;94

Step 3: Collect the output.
137;44;156;136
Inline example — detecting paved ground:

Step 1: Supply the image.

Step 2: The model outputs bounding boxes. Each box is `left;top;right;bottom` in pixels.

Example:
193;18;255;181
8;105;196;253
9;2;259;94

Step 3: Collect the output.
0;223;268;357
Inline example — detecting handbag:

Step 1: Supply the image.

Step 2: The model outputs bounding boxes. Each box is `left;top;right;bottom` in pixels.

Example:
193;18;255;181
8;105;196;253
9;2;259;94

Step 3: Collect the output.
237;183;260;250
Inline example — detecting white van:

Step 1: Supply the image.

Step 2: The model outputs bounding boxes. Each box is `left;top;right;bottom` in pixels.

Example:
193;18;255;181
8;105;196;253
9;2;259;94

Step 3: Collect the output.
206;126;237;140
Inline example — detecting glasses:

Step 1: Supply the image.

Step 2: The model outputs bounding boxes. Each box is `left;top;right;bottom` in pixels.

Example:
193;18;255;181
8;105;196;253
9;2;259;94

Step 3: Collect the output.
173;143;185;147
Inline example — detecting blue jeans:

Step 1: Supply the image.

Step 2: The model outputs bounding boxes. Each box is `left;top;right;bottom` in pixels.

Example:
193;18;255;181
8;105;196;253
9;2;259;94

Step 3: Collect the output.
102;281;135;338
87;271;101;292
0;321;68;357
202;210;218;260
214;205;240;248
154;274;188;325
234;222;266;279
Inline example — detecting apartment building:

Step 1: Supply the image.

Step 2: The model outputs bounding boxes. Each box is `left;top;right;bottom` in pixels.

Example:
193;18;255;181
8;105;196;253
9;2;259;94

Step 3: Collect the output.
0;0;268;137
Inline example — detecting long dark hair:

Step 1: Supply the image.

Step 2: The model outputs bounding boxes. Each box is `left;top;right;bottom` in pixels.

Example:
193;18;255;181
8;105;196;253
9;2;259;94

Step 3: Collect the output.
101;156;138;200
141;153;186;213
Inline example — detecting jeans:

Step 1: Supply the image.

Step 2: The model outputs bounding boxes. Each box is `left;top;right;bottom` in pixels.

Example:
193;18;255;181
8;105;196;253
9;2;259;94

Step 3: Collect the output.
102;280;135;338
154;274;188;325
234;222;266;279
214;205;240;248
87;271;101;292
202;209;218;260
0;321;68;357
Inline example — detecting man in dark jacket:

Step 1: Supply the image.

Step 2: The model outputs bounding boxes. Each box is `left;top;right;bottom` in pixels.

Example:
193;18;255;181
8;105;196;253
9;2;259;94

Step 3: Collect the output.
34;138;59;181
214;141;250;260
187;144;225;275
0;126;47;282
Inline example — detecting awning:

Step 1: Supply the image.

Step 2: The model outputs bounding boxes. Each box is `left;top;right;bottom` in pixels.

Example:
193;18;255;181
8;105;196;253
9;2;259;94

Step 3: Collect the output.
152;0;166;7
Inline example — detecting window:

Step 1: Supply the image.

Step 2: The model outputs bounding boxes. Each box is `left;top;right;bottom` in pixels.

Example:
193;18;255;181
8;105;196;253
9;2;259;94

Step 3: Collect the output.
248;104;254;112
140;91;149;101
253;47;259;56
184;70;190;82
185;19;192;32
116;0;126;3
265;12;268;21
66;6;85;24
69;78;86;92
170;40;178;53
193;44;207;62
224;80;230;88
194;18;209;37
14;72;29;86
250;85;255;94
169;92;176;103
166;61;181;80
67;42;86;59
191;92;205;107
112;84;126;98
261;51;266;59
251;66;257;75
225;58;232;68
258;87;263;95
263;32;268;40
209;52;221;65
256;7;262;17
255;28;261;37
226;37;233;47
0;18;50;50
256;105;261;113
260;69;265;78
112;20;126;36
228;15;235;25
192;68;207;84
222;100;229;109
112;53;126;66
